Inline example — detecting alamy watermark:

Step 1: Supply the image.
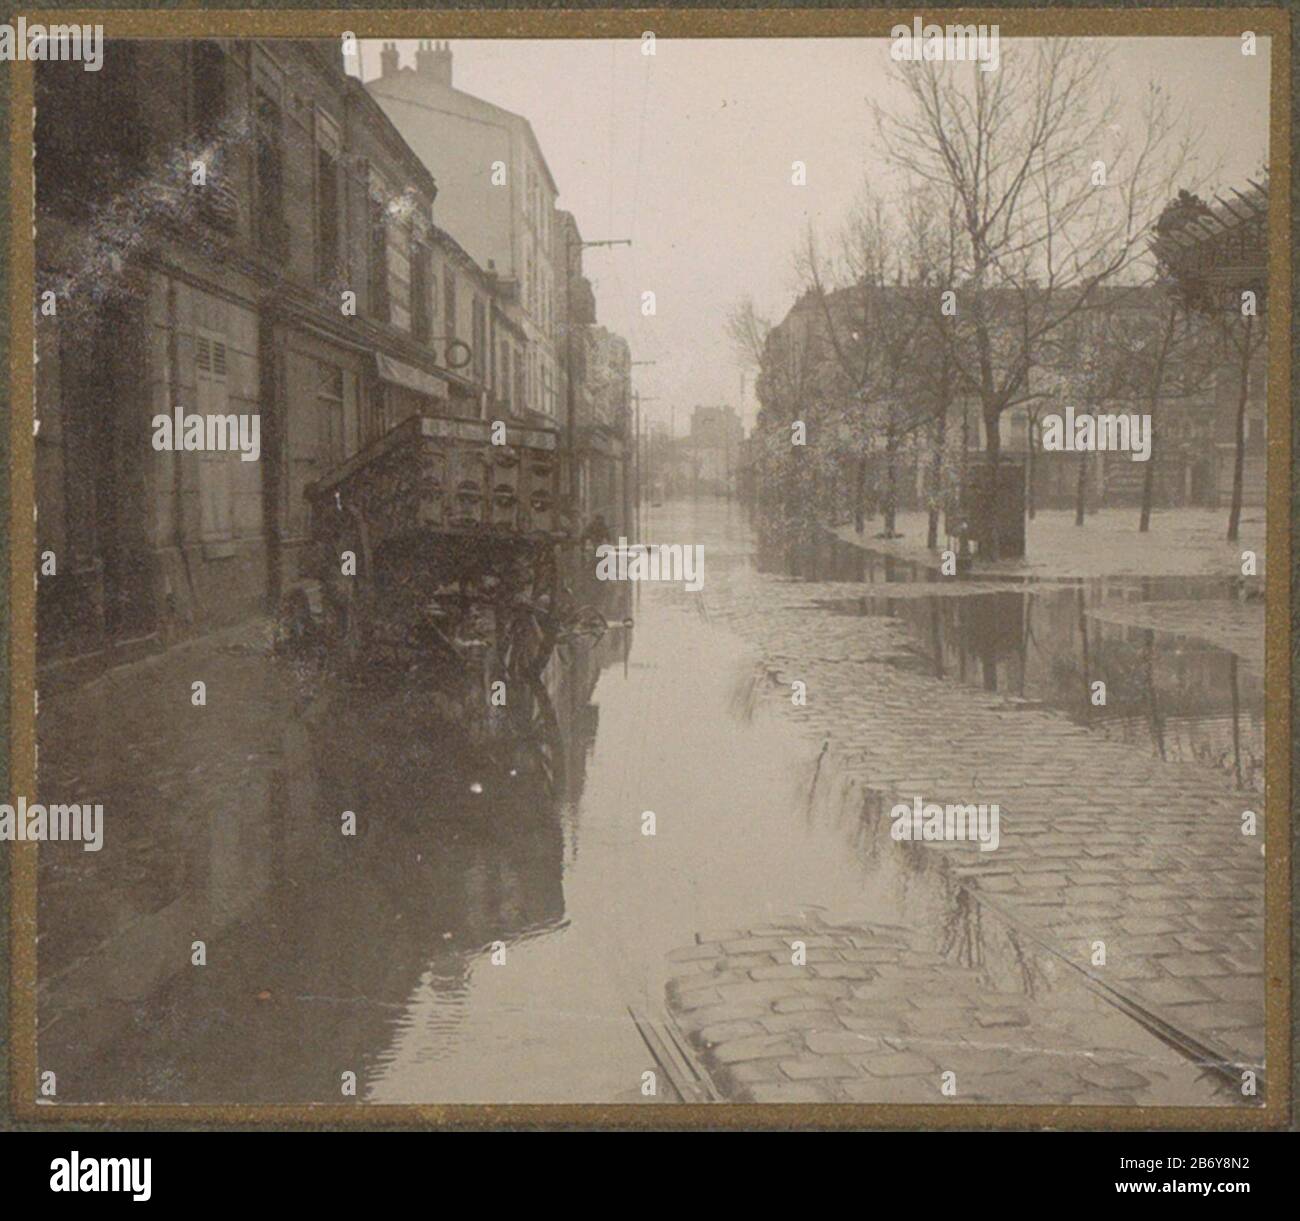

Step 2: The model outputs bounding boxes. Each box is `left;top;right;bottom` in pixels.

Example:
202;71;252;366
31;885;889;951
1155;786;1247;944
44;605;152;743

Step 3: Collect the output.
1;797;103;851
595;539;705;591
890;17;1000;73
1040;406;1153;462
0;20;103;72
152;407;261;462
890;795;1000;852
50;1152;151;1202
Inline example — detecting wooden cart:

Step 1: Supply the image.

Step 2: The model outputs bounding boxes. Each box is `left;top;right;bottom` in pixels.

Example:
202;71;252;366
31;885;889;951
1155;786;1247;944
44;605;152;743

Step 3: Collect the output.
279;413;608;794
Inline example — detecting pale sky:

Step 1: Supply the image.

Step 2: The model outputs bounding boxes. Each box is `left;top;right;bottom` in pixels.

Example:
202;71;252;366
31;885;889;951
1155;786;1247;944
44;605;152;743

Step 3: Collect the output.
356;37;1270;435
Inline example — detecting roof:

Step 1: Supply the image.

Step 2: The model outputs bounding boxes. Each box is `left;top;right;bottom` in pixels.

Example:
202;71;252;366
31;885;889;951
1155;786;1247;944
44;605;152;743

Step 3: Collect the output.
429;222;486;278
340;78;438;202
365;71;559;198
1149;178;1269;268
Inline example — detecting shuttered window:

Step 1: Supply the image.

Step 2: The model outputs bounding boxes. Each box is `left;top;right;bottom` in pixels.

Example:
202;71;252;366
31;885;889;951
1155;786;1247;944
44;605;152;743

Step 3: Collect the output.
196;331;235;542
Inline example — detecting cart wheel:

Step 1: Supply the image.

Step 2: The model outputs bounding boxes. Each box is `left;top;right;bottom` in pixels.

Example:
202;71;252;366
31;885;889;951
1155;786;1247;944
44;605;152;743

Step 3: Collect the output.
340;578;374;668
277;585;321;656
505;672;563;798
331;513;375;670
501;603;552;684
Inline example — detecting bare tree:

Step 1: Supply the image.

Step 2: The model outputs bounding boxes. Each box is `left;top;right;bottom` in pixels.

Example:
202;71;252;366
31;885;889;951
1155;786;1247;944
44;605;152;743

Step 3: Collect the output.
725;294;772;372
791;195;919;535
897;187;967;548
1151;185;1268;541
876;42;1196;555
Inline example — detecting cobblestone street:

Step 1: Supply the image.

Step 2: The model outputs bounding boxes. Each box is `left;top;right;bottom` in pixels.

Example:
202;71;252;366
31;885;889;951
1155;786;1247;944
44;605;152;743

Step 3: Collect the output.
667;913;1207;1104
22;24;1281;1137
35;497;1267;1107
655;497;1266;1106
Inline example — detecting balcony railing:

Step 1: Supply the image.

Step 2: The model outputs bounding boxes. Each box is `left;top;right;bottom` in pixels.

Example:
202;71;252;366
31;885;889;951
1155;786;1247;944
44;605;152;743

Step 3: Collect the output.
195;178;240;235
257;213;290;263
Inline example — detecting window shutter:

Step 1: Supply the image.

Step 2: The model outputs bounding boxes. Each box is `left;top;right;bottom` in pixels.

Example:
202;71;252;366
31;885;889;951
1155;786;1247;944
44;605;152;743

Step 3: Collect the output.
196;329;235;541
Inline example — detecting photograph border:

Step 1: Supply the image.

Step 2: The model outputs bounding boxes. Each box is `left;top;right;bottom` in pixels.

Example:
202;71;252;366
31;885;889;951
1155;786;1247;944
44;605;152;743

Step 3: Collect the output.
3;3;1292;1129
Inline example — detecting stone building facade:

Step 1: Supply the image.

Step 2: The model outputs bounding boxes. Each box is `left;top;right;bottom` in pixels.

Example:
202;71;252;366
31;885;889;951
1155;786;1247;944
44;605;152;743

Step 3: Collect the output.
34;39;502;666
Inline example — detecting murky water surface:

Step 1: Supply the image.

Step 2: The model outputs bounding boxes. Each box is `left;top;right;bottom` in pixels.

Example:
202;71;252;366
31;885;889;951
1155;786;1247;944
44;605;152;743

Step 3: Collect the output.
39;499;1255;1103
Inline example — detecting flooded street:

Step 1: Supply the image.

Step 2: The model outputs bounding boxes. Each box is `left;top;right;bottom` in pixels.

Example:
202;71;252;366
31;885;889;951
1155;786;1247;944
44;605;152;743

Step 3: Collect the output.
20;19;1279;1153
37;498;1262;1106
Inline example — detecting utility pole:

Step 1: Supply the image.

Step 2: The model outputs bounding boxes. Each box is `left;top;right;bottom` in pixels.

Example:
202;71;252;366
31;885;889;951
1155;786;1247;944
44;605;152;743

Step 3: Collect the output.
565;234;630;535
624;361;655;538
633;392;659;536
669;404;675;499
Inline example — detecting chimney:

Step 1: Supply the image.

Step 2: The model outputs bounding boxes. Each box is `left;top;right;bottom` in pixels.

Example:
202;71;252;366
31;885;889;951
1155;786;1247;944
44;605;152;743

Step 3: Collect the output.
416;39;453;87
379;41;399;78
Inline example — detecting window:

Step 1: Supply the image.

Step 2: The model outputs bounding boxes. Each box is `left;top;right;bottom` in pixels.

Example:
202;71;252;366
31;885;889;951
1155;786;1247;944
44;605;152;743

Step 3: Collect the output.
444;273;457;342
316;147;341;284
255;90;286;258
411;246;432;343
514;346;525;411
368;194;390;323
316;360;347;468
502;344;513;410
472;298;487;379
104;44;147;174
192;41;226;146
196;331;235;542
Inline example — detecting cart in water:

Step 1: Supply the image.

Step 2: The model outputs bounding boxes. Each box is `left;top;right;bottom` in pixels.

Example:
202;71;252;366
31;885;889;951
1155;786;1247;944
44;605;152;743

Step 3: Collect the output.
278;412;612;795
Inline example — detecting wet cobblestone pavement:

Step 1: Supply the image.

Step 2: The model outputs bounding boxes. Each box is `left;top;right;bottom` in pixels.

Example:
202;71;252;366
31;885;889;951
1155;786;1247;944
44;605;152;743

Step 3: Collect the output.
667;912;1206;1104
35;497;1266;1106
657;499;1266;1103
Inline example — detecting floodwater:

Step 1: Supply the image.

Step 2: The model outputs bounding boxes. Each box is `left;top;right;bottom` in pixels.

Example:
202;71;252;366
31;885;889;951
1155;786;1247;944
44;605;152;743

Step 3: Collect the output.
36;498;1257;1104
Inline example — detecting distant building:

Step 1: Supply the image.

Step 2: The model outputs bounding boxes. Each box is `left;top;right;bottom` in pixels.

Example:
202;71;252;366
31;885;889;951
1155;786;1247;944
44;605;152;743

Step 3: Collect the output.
367;41;562;423
757;278;1264;520
578;327;630;527
689;406;743;496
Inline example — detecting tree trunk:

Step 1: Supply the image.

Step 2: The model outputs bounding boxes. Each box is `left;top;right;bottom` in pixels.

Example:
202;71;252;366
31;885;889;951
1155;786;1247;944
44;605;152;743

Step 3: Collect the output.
982;405;1002;556
1227;313;1254;543
1138;432;1157;533
1026;417;1037;521
1074;449;1088;527
927;400;948;549
883;423;898;536
854;456;866;535
1140;301;1178;534
984;406;1002;465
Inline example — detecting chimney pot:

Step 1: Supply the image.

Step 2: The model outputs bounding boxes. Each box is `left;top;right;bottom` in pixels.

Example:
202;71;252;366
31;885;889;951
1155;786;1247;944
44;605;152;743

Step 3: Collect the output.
416;39;453;86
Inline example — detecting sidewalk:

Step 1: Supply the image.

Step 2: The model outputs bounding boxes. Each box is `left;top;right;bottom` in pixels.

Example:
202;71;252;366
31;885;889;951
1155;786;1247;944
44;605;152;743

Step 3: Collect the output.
35;617;309;1075
835;507;1267;580
688;553;1267;1093
664;910;1234;1105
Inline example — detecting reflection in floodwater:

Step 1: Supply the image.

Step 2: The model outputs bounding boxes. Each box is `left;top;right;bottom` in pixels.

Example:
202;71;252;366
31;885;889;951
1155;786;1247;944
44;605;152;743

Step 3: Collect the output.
807;754;1241;1102
790;532;1263;796
36;502;1248;1105
38;577;634;1104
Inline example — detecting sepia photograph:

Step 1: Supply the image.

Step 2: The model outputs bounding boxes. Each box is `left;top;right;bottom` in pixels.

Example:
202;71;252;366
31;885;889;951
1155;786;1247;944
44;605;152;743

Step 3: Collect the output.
1;4;1292;1163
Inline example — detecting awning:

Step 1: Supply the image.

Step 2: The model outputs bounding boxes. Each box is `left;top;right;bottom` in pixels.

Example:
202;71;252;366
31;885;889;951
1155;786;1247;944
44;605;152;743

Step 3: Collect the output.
375;353;448;400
